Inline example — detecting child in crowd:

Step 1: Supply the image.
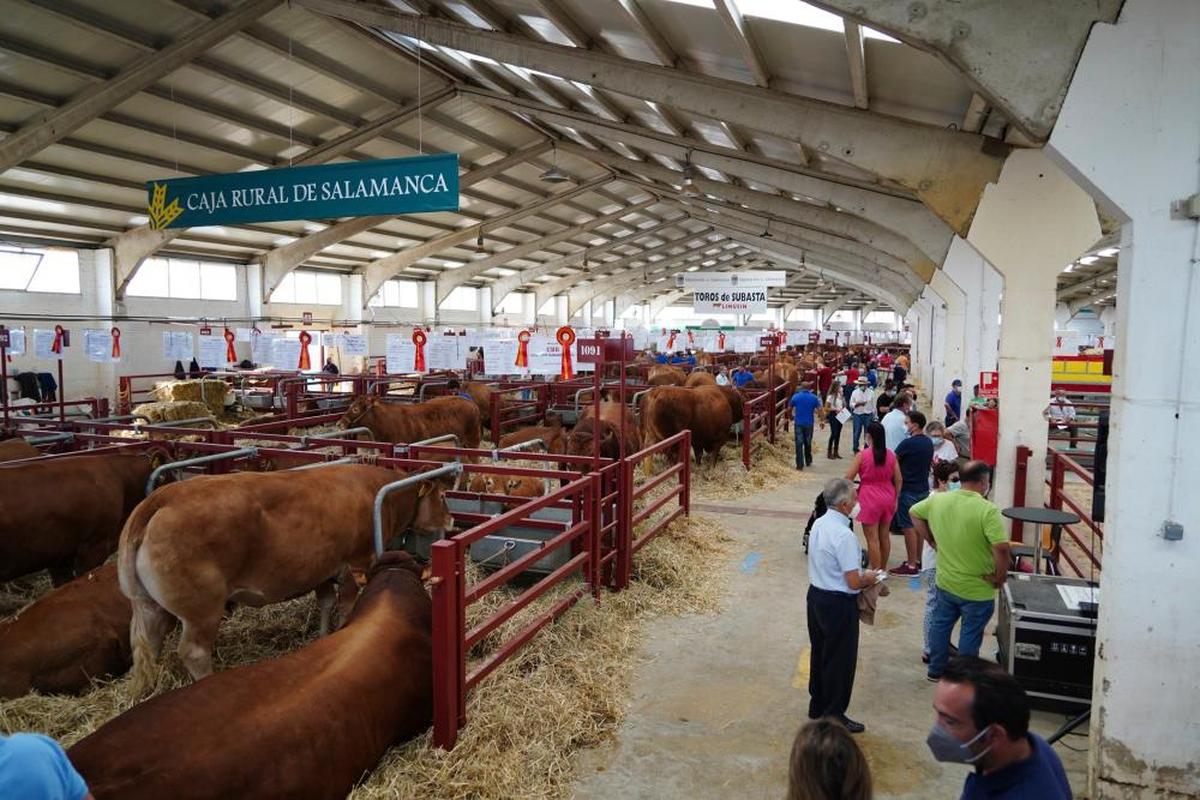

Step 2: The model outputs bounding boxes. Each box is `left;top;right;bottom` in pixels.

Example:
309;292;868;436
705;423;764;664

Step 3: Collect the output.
922;461;961;664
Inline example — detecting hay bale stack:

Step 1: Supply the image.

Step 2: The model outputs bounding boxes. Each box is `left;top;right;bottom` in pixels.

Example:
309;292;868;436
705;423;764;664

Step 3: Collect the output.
152;379;230;415
132;401;213;424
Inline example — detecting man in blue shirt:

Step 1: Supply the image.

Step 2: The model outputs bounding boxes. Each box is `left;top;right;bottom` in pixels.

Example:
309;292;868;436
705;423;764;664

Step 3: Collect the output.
788;382;823;469
732;367;755;389
929;656;1071;799
0;733;91;800
655;352;669;364
890;410;934;576
945;378;963;426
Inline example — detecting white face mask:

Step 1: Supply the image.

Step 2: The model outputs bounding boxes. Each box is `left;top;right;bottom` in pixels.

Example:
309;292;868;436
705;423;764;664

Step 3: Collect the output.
849;502;861;520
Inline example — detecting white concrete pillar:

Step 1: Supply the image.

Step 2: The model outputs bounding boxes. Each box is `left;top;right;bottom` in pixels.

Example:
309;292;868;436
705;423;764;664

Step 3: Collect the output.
342;274;364;324
420;281;436;324
245;262;263;320
478;286;493;326
942;236;1003;392
924;285;948;409
930;270;966;398
581;299;593;327
80;248;116;400
1048;1;1200;796
1099;307;1117;339
554;295;568;326
967;149;1101;510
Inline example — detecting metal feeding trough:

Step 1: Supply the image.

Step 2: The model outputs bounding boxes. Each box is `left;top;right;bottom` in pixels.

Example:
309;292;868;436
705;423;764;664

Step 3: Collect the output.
393;497;574;576
236;390;278;410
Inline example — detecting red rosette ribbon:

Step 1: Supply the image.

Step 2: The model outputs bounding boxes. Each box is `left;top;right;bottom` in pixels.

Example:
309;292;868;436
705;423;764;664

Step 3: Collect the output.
556;326;576;380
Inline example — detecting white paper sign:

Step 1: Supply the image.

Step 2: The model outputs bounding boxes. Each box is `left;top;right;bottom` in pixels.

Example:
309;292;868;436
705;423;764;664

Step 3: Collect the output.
340;334;367;356
162;331;194;361
678;271;786;289
482;339;519;376
271;338;301;370
33;329;64;360
528;345;562;376
321;332;342;347
427;337;465;371
251;332;274;365
6;328;25;356
693;288;768;315
236;327;257;342
733;335;758;354
197;335;228;369
385;333;418;374
84;329;116;363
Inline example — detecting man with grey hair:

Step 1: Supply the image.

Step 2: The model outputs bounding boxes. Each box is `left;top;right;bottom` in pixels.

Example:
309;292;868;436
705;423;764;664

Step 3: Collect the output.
806;477;884;733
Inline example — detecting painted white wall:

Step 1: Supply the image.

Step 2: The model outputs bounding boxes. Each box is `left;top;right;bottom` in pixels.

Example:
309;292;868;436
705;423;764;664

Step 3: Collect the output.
1047;1;1200;795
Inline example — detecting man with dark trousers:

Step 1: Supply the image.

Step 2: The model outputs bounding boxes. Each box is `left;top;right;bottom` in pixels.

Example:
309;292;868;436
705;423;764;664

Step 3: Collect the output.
807;477;884;733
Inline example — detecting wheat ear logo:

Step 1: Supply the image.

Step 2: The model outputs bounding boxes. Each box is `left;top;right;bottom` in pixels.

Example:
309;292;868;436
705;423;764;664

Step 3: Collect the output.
148;182;183;230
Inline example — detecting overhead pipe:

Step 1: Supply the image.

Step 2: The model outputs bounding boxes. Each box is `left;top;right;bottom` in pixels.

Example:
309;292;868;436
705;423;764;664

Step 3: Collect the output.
146;447;258;495
372;462;464;556
291;456;359;470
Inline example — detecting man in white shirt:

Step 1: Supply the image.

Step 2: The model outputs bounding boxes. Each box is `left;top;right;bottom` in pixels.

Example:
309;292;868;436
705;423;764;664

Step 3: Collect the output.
714;367;730;387
1043;389;1077;448
807;477;882;733
848;377;875;453
882;392;914;450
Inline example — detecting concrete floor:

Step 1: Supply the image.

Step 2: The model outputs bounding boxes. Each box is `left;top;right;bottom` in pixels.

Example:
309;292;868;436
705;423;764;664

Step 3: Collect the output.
572;449;1091;799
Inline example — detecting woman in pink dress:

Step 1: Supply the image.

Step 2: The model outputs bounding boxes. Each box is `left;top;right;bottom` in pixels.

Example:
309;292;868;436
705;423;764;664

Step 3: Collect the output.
845;421;902;570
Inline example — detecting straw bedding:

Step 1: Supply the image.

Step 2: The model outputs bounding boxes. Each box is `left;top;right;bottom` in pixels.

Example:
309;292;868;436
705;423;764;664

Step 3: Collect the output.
1;514;733;800
131;400;214;424
690;431;804;501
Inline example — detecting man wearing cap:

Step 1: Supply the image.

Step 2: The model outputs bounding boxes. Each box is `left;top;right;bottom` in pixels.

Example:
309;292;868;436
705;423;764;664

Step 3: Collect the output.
944;379;963;427
848;376;875;453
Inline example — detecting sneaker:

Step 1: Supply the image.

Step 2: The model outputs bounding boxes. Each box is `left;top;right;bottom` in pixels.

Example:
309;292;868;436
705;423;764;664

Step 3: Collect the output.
889;562;920;576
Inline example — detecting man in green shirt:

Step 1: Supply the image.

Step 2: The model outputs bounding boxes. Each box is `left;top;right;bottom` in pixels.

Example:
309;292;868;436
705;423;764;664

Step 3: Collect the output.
910;460;1011;681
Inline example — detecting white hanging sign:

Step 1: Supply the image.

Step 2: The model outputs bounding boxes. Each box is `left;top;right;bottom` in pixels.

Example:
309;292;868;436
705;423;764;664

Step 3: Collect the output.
692;288;768;315
340;333;368;356
33;329;64;360
6;328;26;356
271;338;301;370
197;335;228;369
385;333;418;373
83;329;117;363
482;339;519;376
251;332;274;365
427;337;466;371
678;271;786;289
162;331;194;361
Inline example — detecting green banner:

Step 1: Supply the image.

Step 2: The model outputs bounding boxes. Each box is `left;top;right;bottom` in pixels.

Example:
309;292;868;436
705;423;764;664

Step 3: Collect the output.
147;153;459;229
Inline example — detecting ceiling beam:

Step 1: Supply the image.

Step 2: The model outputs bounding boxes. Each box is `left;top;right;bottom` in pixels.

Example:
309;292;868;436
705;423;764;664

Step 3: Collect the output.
961;93;990;134
0;0;281;173
486;214;692;311
294;0;1009;234
533;227;715;309
463;88;953;264
821;292;852;325
435;196;657;302
806;0;1122;140
569;244;750;316
712;0;770;88
843;20;869;110
566;142;936;278
362;174;612;302
614;0;678;67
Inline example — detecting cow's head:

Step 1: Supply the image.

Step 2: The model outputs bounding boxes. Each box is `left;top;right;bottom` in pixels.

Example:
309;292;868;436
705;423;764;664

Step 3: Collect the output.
339;394;378;428
566;418;618;459
411;477;455;538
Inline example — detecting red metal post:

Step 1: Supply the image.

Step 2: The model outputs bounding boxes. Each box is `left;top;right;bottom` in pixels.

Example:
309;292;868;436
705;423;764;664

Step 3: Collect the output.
587;471;601;598
1049;453;1065;511
56;358;66;422
0;327;9;428
1011;445;1032;542
430;539;462;749
490;392;500;443
617;458;633;590
681;429;691;517
742;395;751;470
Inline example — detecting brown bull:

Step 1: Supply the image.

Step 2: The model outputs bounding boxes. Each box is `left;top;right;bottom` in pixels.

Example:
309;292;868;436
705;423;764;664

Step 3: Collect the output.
717;385;745;427
466;472;546;506
0;452;153;584
339;394;481;448
0;564;132;699
118;465;453;688
684;370;717;388
498;415;565;454
640;386;733;470
0;437;39;462
647;365;687;386
70;551;432;800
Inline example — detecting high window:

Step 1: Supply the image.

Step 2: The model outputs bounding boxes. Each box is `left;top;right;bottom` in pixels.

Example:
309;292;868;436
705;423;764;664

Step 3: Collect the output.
0;247;80;294
127;257;237;301
270;270;342;305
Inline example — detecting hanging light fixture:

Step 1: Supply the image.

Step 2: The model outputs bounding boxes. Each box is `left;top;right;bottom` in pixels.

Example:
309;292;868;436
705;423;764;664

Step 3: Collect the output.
540;142;569;183
680;150;701;196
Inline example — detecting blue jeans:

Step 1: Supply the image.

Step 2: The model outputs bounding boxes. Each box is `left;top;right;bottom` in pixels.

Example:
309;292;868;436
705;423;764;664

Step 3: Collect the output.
794;424;814;467
928;588;994;678
851;413;873;451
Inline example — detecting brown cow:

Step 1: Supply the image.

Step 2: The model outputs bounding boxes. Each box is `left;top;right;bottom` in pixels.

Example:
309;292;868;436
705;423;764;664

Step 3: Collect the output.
339;394;481;449
498;415;565;454
70;551;432;800
0;452;153;585
717;385;745;427
0;437;39;462
466;472;546;506
462;380;495;427
640;385;733;470
118;464;452;687
684;370;717;388
647;364;687;386
0;564;132;699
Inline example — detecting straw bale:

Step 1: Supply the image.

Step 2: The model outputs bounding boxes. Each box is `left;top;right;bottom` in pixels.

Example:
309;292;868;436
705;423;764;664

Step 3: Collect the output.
131;401;213;424
0;574;50;619
152;379;230;414
1;515;732;800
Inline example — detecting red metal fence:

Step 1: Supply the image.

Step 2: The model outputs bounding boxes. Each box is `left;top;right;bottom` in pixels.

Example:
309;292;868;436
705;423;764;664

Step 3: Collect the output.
1012;445;1103;577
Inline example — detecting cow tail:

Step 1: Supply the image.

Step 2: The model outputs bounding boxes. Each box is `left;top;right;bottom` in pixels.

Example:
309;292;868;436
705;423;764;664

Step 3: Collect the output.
118;502;164;696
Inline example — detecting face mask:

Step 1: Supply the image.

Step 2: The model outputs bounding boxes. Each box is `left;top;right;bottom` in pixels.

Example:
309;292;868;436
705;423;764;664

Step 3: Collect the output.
948;481;961;491
926;723;993;765
849;503;861;520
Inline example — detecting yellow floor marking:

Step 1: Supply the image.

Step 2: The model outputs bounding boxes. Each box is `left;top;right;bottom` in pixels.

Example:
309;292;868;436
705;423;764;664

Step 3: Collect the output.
792;646;811;689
